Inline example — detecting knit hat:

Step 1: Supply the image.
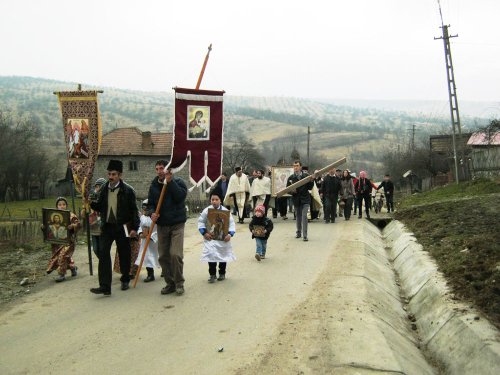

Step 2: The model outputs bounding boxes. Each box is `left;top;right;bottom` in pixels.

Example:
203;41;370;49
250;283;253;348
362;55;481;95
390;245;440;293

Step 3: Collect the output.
107;159;123;173
95;178;107;186
255;204;265;215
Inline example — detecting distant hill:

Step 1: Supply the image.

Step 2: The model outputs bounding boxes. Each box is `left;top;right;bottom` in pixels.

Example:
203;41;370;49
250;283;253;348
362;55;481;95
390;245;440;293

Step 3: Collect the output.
0;76;493;178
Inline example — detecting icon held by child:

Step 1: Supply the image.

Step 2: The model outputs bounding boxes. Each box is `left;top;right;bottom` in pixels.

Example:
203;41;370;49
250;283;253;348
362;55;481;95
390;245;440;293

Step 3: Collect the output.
198;191;236;283
249;205;274;261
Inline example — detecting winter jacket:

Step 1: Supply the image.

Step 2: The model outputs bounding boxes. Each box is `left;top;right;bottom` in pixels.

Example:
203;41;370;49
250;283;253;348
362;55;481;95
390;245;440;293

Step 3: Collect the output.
340;177;355;199
249;216;274;240
147;176;188;226
377;180;394;195
354;178;373;197
286;172;314;206
322;174;342;198
90;180;140;231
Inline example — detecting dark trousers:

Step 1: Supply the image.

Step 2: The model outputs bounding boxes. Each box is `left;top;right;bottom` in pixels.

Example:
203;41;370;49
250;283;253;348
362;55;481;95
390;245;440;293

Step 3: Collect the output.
91;234;100;257
324;195;338;222
98;223;131;291
357;194;371;216
343;197;353;219
232;194;248;221
385;193;394;212
277;197;288;217
209;262;226;276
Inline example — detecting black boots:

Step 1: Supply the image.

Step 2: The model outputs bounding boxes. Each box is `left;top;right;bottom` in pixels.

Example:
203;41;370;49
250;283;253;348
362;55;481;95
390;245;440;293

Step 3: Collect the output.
144;267;155;283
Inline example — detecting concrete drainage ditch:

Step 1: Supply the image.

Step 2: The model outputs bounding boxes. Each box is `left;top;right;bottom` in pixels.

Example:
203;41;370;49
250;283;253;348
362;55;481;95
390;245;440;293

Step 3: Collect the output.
381;220;500;375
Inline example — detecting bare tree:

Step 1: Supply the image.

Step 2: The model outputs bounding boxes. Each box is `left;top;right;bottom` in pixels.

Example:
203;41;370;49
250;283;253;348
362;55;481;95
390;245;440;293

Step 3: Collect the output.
0;111;56;200
223;138;265;173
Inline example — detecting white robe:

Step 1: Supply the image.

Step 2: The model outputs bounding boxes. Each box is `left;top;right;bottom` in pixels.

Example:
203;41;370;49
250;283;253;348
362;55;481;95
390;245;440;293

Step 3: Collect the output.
198;205;236;263
135;215;160;268
223;173;251;218
250;176;271;206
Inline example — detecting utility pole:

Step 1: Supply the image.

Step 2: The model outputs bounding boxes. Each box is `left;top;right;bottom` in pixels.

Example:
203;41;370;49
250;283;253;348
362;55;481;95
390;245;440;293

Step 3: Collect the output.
434;1;465;183
407;123;417;155
307;126;310;166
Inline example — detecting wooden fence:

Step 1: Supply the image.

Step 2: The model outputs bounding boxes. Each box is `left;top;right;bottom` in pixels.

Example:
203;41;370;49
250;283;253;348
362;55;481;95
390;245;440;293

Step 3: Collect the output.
0;220;42;247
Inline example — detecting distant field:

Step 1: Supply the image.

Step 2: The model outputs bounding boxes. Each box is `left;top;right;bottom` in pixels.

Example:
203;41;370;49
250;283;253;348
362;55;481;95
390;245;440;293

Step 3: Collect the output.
0;198;80;220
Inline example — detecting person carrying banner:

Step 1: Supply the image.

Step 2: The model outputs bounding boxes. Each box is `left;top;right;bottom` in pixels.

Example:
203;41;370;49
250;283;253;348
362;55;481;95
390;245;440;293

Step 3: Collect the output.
148;160;188;296
88;177;106;256
89;160;140;296
286;160;315;241
250;169;271;216
223;167;251;224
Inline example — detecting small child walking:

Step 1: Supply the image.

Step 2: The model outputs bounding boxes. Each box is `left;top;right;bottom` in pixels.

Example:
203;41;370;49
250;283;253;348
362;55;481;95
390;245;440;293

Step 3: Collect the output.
45;197;81;282
198;191;236;283
135;199;160;282
249;204;274;261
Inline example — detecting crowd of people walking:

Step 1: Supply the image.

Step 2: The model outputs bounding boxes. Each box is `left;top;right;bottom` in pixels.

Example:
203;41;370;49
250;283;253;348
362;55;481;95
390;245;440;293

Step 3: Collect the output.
43;158;395;297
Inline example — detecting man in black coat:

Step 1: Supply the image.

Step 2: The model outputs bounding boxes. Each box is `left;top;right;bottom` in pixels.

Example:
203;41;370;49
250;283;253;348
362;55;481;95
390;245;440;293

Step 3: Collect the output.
377;174;395;212
286;160;314;241
148;160;188;296
322;168;342;223
354;170;374;219
90;159;140;296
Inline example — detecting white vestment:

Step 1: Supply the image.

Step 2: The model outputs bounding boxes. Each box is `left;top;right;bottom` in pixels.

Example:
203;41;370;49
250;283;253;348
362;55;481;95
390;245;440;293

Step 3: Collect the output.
198;205;236;263
135;215;160;268
250;176;271;206
223;173;251;218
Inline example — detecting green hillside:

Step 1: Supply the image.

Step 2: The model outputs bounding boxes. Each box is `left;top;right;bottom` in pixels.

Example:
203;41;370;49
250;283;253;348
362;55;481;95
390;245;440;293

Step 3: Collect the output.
0;75;484;178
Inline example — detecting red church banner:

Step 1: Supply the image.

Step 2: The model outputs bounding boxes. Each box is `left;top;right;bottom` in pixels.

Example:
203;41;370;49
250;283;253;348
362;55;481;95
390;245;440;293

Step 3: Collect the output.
169;87;224;187
57;91;102;199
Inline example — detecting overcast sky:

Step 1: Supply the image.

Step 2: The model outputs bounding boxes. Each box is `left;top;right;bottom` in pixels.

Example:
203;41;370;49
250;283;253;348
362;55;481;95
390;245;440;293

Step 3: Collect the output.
1;0;499;102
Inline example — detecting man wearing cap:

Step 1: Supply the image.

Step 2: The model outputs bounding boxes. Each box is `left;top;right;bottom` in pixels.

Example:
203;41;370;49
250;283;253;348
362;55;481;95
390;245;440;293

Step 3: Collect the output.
250;169;272;215
148;160;188;296
286;160;315;241
223;167;251;224
89;160;140;296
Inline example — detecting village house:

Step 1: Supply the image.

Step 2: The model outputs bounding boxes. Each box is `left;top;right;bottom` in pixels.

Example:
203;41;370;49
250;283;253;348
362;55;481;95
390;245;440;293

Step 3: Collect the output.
93;127;190;199
467;131;500;177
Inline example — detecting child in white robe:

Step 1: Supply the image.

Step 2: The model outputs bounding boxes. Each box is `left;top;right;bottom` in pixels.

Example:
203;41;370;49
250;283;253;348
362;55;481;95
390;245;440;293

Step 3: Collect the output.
135;200;160;282
198;191;236;283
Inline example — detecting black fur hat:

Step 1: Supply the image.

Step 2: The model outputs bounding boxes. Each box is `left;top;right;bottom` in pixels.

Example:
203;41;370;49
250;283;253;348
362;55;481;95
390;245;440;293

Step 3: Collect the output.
107;159;123;173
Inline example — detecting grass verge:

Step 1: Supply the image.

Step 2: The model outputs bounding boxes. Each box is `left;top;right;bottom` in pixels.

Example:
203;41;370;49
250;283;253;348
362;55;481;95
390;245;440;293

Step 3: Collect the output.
395;178;500;329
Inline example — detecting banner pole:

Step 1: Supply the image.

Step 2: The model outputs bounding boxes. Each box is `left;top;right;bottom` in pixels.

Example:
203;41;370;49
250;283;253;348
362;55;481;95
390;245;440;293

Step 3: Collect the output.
133;182;167;288
134;45;213;287
195;44;212;90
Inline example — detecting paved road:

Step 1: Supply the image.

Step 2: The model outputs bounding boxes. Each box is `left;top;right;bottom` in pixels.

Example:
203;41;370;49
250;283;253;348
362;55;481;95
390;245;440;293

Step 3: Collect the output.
0;215;433;374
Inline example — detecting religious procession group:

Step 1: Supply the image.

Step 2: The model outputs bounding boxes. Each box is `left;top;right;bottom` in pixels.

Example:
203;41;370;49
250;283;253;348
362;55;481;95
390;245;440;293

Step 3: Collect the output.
43;158;394;296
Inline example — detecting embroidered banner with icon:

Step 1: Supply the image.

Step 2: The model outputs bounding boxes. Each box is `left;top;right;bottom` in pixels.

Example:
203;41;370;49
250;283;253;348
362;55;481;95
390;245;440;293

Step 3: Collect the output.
57;91;102;198
168;87;224;187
